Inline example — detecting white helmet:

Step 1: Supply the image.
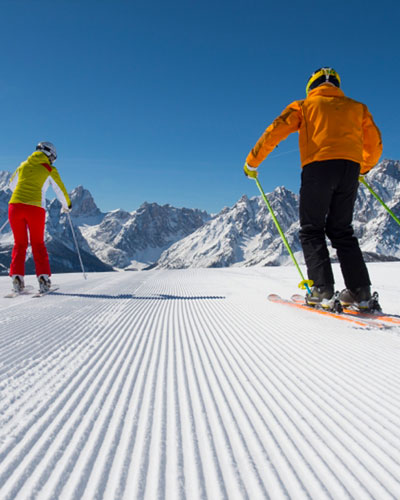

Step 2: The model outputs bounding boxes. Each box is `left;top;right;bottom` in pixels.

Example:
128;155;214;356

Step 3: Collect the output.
36;141;57;163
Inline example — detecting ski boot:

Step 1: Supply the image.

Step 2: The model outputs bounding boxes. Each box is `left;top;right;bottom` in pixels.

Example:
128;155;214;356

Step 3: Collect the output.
11;275;25;293
38;274;51;293
339;286;381;312
305;285;342;312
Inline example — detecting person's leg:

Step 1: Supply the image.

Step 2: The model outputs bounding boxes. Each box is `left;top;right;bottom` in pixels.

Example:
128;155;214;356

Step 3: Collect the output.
8;203;28;277
26;205;51;277
299;162;335;287
325;161;370;290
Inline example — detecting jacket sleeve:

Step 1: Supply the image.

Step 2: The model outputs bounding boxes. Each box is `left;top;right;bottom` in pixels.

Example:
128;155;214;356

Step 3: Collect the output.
246;101;302;168
361;106;382;174
8;168;20;192
49;167;71;209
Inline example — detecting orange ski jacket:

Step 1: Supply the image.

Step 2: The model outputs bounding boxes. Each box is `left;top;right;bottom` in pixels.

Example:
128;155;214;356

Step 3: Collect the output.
246;84;382;174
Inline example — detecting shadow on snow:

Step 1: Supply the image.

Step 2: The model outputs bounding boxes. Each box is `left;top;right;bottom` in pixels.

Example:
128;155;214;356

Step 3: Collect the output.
51;292;226;300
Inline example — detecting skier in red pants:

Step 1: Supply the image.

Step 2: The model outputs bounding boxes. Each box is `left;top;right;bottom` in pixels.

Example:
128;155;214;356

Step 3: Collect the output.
8;142;71;293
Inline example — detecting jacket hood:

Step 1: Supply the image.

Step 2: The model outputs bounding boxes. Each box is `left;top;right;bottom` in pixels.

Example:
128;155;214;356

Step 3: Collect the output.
307;84;345;99
29;151;53;165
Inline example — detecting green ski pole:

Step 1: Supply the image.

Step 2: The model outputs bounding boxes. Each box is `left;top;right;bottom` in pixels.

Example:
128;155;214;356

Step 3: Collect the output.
359;176;400;227
254;178;313;294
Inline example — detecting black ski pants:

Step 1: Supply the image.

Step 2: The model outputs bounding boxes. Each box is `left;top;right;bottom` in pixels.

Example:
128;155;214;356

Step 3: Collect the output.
299;159;371;290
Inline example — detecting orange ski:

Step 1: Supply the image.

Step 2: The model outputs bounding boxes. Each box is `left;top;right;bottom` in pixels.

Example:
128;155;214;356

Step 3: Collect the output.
341;307;400;325
291;294;399;326
268;294;388;329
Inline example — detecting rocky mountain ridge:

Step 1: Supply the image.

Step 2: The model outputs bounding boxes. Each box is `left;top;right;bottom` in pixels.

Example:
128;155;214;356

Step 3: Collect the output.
0;159;399;274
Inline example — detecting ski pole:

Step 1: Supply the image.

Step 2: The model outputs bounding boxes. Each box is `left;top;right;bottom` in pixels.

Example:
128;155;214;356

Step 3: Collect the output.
359;176;400;227
66;211;87;279
254;178;313;293
0;219;9;233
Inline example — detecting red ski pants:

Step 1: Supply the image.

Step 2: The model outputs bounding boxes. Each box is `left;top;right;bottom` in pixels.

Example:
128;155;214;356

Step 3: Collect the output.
8;203;51;277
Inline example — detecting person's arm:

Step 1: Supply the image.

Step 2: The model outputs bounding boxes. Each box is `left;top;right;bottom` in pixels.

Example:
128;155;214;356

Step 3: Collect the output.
361;106;383;174
246;100;302;168
8;168;20;192
49;168;71;209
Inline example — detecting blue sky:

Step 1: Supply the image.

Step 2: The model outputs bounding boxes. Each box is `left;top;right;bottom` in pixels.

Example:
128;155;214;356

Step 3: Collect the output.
0;0;398;214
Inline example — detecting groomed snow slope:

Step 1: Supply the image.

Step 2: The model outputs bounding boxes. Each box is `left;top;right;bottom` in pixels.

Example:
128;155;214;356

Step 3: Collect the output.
0;264;399;500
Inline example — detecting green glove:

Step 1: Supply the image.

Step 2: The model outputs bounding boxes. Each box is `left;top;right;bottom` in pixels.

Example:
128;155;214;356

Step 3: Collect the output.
244;162;258;179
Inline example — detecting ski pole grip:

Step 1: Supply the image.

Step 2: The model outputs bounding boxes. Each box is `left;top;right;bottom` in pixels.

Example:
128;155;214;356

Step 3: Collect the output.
299;279;313;294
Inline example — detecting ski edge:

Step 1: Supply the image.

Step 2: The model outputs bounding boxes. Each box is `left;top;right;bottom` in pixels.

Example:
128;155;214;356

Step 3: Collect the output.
291;293;400;326
268;294;387;329
32;286;60;298
342;307;400;325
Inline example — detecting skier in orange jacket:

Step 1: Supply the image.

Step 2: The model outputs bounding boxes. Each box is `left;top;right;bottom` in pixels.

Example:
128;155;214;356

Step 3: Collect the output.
245;67;382;309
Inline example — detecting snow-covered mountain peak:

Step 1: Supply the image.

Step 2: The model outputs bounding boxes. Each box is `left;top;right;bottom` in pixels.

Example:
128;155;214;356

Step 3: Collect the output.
69;186;103;219
156;161;400;269
155;182;303;269
1;158;400;274
365;159;400;200
0;171;11;190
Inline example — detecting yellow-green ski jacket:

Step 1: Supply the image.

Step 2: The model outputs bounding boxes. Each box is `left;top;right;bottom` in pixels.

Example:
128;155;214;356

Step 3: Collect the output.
9;151;71;209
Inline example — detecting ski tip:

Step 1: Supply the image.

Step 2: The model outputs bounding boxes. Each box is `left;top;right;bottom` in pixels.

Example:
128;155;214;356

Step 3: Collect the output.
4;288;34;298
291;294;305;302
267;294;282;302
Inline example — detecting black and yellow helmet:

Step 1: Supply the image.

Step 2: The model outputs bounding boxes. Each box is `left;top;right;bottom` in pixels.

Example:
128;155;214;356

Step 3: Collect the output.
306;67;341;96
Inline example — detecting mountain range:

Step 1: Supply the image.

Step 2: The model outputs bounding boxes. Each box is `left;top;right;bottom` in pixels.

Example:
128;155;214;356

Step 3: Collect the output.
0;159;399;275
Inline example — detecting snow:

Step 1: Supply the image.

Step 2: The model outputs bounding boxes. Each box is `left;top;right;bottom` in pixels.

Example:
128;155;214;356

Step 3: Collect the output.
0;264;399;499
